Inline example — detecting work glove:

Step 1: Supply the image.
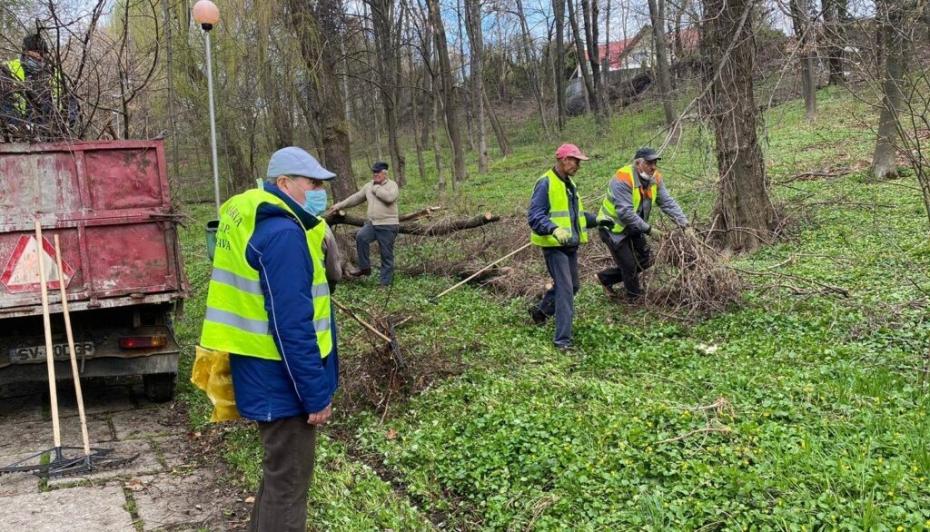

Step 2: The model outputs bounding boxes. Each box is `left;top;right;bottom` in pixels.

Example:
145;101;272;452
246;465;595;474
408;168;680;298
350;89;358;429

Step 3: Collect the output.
597;218;615;230
553;227;572;245
646;227;665;241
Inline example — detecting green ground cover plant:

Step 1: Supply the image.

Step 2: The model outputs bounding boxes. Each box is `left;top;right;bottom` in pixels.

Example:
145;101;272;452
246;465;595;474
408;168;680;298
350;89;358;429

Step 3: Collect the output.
174;87;930;529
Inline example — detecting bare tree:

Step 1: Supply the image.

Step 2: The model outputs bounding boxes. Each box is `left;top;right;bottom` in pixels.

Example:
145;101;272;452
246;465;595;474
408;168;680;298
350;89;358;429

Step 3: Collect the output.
822;0;847;85
871;0;914;179
788;0;817;119
426;0;467;183
464;0;488;172
552;0;567;130
514;0;551;136
703;0;776;251
369;0;407;185
287;0;357;201
647;0;676;127
566;0;597;114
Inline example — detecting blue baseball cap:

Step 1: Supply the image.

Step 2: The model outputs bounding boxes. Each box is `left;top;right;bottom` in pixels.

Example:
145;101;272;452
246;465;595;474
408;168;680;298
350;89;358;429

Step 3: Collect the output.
267;147;336;180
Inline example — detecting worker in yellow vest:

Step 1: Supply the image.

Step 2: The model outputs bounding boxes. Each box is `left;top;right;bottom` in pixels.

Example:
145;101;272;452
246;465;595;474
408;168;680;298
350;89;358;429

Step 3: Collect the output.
528;143;610;351
199;147;339;531
1;33;77;141
595;147;691;301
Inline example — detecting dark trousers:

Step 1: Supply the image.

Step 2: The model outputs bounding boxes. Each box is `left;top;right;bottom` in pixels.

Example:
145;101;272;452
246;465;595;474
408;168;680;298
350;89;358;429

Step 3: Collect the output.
536;247;580;346
249;416;317;532
357;222;399;285
597;228;653;297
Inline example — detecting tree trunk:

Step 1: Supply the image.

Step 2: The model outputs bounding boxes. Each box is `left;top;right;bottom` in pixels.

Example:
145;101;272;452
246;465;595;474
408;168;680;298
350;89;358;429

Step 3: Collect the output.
483;86;511;155
580;0;607;121
566;0;598;113
287;0;357;201
822;0;847;85
704;0;775;251
515;0;551;136
552;0;567;130
871;0;909;179
464;0;489;172
370;0;406;185
427;0;467;183
648;0;676;127
789;0;817;119
408;49;427;182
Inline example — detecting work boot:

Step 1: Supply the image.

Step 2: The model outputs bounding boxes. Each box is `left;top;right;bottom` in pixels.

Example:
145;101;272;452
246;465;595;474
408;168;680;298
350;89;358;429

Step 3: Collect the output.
596;272;617;297
528;306;547;325
350;267;372;278
554;342;574;352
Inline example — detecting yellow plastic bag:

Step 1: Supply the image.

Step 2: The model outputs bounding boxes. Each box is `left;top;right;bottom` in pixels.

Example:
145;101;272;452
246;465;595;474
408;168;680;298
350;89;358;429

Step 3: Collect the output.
191;346;241;422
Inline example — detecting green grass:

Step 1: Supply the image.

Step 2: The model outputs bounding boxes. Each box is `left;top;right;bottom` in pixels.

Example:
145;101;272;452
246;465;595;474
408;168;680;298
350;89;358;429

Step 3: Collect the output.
173;86;930;529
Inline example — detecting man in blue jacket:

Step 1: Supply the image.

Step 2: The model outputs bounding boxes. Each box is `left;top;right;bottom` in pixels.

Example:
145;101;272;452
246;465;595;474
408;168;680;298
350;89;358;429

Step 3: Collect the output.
527;143;604;350
200;146;339;531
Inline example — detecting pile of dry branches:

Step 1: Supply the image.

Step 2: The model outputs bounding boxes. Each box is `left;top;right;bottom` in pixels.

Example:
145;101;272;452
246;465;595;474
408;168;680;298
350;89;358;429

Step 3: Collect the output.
643;228;744;318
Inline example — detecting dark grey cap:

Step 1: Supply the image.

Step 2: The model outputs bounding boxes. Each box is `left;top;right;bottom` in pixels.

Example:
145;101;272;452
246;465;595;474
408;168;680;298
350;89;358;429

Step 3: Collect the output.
371;161;389;173
634;147;661;162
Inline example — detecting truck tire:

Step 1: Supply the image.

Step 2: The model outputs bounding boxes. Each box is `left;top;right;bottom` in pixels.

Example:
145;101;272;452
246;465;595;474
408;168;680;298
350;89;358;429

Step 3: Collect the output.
143;373;177;403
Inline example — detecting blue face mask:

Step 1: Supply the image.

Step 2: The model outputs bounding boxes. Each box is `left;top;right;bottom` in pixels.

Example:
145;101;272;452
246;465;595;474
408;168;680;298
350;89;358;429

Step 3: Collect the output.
302;188;328;216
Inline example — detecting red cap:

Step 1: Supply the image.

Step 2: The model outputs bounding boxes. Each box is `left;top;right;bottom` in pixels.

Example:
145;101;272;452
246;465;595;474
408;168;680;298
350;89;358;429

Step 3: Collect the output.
555;143;589;161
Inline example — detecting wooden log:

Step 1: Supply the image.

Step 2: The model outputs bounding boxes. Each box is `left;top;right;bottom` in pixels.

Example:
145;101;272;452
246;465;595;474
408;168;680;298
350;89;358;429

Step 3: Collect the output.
326;210;500;236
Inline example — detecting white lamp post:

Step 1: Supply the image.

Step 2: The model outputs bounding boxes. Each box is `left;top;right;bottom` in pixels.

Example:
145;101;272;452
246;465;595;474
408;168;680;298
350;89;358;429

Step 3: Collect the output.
193;0;221;215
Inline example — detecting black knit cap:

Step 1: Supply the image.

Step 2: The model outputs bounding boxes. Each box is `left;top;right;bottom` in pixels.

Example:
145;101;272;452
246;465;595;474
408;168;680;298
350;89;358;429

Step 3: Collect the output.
22;33;49;55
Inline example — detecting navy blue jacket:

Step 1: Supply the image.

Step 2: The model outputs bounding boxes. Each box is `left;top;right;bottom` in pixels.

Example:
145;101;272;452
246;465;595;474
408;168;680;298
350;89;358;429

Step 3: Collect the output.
229;183;339;421
527;167;596;248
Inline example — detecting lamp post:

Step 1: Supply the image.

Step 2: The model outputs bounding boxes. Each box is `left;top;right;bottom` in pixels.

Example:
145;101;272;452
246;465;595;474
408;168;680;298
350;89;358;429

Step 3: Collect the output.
193;0;221;215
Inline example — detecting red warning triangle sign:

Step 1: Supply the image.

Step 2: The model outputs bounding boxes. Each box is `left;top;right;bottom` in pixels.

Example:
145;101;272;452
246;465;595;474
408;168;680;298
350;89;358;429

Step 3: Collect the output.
1;235;75;294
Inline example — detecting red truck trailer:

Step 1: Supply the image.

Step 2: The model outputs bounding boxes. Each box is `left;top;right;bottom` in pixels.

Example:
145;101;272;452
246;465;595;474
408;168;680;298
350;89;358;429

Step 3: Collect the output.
0;140;187;402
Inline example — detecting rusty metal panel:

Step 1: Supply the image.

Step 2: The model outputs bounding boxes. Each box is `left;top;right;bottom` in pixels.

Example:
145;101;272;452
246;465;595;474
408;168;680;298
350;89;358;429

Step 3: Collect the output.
0;140;187;313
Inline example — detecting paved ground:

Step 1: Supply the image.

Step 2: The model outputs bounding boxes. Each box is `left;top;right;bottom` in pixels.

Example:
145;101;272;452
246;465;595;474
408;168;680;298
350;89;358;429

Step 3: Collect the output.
0;379;249;531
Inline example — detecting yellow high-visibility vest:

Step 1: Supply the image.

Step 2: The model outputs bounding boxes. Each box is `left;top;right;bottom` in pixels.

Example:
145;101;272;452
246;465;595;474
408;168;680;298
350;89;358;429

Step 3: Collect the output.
530;169;588;247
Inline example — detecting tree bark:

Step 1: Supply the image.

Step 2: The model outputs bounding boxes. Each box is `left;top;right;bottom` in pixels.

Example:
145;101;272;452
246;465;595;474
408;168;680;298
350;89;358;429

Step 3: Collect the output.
483;86;512;155
580;0;607;121
464;0;489;172
327;211;500;235
552;0;567;130
370;0;406;185
648;0;676;127
427;0;468;183
515;0;551;136
566;0;597;114
287;0;357;201
789;0;817;119
822;0;848;85
871;0;910;179
704;0;776;251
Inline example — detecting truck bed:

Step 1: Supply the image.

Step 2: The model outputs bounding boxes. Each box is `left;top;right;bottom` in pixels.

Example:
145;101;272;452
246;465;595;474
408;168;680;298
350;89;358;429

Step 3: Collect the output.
0;140;188;318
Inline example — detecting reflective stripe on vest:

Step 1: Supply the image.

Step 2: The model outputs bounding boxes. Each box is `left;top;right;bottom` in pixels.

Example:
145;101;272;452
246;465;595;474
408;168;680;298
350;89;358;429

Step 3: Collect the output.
530;169;589;247
5;59;26;116
199;189;333;360
597;165;660;234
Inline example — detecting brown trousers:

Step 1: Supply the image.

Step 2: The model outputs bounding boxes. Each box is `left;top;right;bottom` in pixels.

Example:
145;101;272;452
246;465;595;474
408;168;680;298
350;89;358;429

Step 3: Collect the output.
249;415;317;532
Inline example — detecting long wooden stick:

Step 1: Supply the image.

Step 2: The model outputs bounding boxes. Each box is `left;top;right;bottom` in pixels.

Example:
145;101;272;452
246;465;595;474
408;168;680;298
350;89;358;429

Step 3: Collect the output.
35;219;61;449
433;242;533;300
54;235;91;456
332;299;392;344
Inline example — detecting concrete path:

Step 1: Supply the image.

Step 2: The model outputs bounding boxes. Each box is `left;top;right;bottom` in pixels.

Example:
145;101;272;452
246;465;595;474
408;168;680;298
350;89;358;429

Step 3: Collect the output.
0;380;249;531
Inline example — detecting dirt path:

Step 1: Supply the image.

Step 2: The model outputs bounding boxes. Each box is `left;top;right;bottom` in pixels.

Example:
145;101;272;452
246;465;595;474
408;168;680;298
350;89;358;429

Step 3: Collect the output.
0;380;250;531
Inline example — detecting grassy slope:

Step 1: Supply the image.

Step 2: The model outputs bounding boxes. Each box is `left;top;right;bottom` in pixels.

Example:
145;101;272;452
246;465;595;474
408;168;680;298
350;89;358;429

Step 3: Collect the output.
174;87;930;530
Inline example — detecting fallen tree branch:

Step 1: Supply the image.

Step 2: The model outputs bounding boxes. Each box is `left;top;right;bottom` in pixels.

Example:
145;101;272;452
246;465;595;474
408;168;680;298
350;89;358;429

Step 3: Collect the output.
326;210;501;236
399;205;443;222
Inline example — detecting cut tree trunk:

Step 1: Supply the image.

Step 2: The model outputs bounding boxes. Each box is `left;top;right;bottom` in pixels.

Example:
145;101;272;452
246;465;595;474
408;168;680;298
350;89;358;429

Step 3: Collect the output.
703;0;776;251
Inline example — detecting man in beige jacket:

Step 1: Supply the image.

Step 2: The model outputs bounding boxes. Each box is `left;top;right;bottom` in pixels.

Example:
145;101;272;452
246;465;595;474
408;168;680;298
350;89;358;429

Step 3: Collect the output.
327;161;400;285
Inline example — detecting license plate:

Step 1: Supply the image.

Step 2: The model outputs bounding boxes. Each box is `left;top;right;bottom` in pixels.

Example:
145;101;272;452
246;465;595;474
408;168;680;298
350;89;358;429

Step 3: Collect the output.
9;342;95;364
